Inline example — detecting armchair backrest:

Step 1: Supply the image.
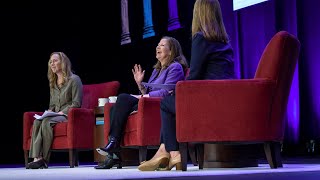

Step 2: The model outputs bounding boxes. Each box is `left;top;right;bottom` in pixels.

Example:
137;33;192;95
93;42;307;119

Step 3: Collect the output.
82;81;120;109
254;31;300;140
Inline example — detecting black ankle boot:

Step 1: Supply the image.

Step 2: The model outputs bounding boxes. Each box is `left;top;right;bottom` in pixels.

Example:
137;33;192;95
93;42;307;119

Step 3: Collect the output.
94;154;122;169
28;159;48;169
98;136;120;155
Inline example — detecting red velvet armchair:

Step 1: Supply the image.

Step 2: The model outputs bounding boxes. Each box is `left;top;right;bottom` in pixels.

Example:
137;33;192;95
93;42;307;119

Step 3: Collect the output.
176;31;301;171
23;81;120;168
104;97;162;163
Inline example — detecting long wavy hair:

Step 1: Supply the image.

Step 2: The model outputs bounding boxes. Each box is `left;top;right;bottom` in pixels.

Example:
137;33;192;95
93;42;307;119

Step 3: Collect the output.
47;52;73;89
192;0;229;43
153;36;188;72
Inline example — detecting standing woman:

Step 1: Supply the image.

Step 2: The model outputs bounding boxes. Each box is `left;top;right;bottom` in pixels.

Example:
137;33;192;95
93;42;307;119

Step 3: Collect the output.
28;52;83;169
138;0;235;171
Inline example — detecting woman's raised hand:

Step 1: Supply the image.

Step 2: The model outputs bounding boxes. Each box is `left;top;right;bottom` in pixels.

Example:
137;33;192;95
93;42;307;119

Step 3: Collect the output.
132;64;145;84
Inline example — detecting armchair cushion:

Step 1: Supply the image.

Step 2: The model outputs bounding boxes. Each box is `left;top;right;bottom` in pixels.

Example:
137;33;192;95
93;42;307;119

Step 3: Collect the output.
53;123;67;137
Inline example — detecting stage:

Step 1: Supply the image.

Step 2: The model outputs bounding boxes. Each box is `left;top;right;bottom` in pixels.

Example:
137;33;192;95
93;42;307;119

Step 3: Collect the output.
1;157;320;180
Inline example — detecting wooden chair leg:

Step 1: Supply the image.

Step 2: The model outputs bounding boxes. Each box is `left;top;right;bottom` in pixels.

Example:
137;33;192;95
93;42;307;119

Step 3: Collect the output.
196;144;204;169
139;146;148;163
75;150;79;167
264;142;282;168
69;149;77;168
179;142;188;171
24;150;29;169
188;143;198;166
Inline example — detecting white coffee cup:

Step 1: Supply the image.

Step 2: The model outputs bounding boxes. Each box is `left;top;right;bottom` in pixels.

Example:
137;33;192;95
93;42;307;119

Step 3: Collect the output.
98;98;109;106
108;96;118;103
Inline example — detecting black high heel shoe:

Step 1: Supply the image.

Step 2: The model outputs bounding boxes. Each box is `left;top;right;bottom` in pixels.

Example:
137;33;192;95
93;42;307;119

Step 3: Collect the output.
96;136;120;156
28;159;48;169
94;153;122;169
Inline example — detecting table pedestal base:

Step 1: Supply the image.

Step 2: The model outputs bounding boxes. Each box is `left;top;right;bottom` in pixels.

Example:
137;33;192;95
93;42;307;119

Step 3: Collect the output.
204;144;261;168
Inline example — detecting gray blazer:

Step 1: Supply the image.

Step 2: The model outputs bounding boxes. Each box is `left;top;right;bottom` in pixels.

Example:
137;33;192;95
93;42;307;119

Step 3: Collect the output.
49;74;83;115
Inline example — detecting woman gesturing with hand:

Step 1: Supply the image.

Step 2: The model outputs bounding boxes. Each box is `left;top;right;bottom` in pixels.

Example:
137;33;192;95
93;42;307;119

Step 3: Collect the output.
95;36;188;170
132;64;146;94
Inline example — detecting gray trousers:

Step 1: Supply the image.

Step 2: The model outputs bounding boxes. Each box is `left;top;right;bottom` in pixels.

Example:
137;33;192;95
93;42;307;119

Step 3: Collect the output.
29;116;67;162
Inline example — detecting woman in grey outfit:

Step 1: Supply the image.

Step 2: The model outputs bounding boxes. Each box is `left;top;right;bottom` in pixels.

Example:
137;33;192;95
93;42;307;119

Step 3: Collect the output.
28;52;83;169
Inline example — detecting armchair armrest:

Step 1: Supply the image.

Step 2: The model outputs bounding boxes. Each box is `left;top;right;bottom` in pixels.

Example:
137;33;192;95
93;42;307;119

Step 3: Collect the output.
135;97;162;145
23;111;43;150
104;98;162;146
176;79;276;142
67;108;95;148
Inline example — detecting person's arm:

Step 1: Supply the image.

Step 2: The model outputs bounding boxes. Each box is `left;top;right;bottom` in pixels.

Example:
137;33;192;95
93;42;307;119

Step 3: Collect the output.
187;33;208;80
148;63;185;97
138;84;148;95
60;75;83;114
138;69;158;95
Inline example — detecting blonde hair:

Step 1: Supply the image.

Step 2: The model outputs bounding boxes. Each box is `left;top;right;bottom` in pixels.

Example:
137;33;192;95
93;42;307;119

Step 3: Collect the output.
192;0;229;43
153;36;188;72
47;52;73;89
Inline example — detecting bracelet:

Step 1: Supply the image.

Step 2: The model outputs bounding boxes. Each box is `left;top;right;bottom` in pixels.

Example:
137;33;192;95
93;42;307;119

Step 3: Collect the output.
139;85;146;91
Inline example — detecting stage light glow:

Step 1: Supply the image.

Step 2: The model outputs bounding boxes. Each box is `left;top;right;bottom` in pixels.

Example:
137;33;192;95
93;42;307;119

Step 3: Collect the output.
233;0;268;11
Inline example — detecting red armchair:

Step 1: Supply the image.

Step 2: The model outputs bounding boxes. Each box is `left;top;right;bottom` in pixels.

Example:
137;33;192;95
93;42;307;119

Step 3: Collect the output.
23;81;120;168
176;31;301;171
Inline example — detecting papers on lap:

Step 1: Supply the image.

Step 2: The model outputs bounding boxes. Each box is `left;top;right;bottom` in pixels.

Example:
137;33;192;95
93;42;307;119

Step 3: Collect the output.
34;110;65;120
141;82;176;90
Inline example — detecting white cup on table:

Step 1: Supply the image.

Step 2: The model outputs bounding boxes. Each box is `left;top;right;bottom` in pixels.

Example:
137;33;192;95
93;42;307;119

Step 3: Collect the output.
98;98;109;106
108;96;118;103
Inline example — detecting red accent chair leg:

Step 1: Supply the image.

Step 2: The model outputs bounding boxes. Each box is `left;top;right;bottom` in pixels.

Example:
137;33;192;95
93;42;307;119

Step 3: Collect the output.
179;142;188;171
69;149;77;168
264;142;283;168
197;144;204;169
188;143;198;166
24;150;29;169
139;146;148;163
